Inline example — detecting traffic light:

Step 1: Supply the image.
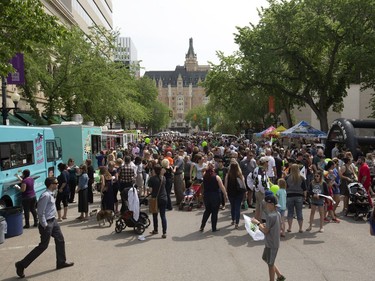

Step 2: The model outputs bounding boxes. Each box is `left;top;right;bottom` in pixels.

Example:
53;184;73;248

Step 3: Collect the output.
169;110;173;117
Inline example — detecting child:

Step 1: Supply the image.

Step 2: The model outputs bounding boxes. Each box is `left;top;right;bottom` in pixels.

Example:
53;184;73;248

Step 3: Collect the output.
276;178;287;237
324;172;340;223
251;194;285;281
306;171;328;233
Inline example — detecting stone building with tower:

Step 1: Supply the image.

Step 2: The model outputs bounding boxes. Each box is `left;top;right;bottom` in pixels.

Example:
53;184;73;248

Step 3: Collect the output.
144;38;209;131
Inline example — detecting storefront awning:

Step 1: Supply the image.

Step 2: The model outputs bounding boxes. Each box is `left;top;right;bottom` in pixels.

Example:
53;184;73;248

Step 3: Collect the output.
15;111;48;126
0;113;27;126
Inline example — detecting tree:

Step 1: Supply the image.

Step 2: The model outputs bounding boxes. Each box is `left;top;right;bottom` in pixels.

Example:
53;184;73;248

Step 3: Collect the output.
0;0;66;76
203;52;274;131
23;27;149;126
235;0;375;132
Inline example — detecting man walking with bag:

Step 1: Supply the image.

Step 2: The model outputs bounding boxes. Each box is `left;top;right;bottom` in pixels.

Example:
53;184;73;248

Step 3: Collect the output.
15;177;74;278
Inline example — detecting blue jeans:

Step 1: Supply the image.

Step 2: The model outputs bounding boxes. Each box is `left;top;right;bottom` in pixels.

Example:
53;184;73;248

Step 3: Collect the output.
286;196;303;221
229;194;243;224
152;200;167;234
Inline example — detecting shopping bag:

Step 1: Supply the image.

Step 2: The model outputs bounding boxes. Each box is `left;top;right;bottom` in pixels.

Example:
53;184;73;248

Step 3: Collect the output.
243;214;265;241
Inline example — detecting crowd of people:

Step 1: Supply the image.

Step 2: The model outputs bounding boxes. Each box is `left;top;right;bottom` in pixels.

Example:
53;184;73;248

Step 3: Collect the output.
13;134;375;280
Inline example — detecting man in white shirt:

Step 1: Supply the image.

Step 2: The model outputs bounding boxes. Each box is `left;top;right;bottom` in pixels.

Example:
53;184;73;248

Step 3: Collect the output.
265;148;276;183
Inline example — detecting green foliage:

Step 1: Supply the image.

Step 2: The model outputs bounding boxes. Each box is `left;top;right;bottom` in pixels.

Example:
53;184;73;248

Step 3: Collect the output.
235;0;375;131
0;0;66;76
203;0;375;132
185;105;212;130
145;101;171;132
21;26;160;126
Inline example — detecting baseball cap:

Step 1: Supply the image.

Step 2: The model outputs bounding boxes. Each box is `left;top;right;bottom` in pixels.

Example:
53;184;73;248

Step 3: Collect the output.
264;194;280;207
265;190;274;197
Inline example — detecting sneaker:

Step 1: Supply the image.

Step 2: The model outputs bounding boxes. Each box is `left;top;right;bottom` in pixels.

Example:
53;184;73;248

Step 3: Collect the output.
319;228;324;233
324;218;330;223
276;275;286;281
332;218;340;223
161;234;167;238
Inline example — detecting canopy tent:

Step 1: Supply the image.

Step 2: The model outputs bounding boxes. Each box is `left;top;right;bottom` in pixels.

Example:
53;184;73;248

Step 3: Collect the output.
280;121;327;139
254;126;276;138
264;125;287;138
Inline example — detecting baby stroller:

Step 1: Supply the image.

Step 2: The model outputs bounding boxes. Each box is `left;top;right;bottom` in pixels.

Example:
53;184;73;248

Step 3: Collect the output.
115;187;151;234
346;182;372;220
179;181;203;211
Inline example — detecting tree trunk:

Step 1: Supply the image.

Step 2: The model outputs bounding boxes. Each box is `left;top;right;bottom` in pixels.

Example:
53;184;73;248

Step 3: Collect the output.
283;107;293;128
119;117;125;129
318;110;329;133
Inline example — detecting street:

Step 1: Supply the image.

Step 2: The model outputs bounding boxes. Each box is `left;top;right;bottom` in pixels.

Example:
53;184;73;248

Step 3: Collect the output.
0;193;374;281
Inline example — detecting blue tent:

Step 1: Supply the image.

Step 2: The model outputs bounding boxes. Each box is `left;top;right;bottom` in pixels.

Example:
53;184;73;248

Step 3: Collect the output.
280;121;327;139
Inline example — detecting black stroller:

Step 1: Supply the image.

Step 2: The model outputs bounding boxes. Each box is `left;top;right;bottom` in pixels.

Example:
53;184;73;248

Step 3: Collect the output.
346;182;372;220
115;187;151;234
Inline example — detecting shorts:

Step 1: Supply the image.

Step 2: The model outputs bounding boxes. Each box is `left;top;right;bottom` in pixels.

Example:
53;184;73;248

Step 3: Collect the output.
255;191;265;212
332;186;340;195
277;208;286;217
311;201;324;207
262;247;278;266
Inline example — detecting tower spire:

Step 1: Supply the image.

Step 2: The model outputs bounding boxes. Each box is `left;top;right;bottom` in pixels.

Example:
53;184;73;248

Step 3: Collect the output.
186;38;196;59
185;38;197;71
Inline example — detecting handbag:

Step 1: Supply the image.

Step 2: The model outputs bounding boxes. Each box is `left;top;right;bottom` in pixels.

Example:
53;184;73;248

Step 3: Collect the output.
149;177;163;214
236;177;246;192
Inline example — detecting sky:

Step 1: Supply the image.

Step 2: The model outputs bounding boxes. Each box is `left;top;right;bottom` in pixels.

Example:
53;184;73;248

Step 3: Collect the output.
112;0;269;75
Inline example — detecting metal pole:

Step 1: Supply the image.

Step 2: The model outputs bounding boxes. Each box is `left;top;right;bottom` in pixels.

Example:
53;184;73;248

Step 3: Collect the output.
2;76;8;125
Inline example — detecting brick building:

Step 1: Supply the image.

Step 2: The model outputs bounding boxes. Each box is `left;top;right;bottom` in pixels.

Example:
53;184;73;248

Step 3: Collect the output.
144;38;209;131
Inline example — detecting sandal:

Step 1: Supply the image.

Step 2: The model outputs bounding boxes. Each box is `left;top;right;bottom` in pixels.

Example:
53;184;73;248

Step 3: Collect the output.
150;230;158;235
306;227;312;232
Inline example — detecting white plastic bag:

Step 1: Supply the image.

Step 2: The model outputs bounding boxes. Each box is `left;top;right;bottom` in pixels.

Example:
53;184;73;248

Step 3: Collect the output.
243;214;265;241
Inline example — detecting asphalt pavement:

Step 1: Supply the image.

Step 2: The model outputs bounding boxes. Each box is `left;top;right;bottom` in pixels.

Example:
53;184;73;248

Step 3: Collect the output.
0;193;374;281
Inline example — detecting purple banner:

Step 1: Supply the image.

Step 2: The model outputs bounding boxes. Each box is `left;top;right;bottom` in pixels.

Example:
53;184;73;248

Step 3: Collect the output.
7;53;25;85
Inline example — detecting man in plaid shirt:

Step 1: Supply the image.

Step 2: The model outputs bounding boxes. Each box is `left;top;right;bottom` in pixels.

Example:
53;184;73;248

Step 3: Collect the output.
118;156;136;212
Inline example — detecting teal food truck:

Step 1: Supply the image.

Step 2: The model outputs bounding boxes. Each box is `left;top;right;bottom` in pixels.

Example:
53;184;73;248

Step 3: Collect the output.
51;122;102;169
0;126;62;207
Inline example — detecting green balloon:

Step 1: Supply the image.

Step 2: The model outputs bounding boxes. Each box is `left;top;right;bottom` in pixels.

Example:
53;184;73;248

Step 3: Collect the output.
202;141;207;147
145;137;150;144
270;185;279;195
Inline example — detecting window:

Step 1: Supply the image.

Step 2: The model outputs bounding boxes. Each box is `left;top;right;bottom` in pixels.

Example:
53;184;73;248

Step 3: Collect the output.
46;141;56;162
0;141;34;170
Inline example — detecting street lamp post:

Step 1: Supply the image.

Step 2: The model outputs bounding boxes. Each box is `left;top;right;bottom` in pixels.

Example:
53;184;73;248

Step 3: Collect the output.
1;76;21;125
